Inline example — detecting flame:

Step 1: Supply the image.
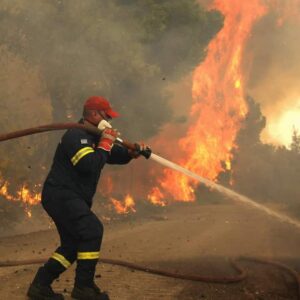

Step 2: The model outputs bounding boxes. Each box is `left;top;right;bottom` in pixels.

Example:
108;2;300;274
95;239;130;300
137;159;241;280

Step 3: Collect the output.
0;182;14;201
0;180;41;217
149;0;269;202
17;185;41;205
111;194;136;214
147;187;166;206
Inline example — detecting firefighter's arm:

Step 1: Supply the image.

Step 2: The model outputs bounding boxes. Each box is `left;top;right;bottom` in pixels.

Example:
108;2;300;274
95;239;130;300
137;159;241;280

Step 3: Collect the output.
107;142;150;164
106;143;133;165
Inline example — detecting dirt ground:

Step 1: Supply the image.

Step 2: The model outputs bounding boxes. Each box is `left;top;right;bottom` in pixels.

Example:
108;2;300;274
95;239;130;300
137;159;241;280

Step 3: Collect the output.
0;202;299;300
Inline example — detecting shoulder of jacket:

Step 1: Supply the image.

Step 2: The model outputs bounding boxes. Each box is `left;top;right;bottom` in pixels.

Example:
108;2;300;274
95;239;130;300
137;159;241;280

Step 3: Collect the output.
64;128;89;138
60;128;90;146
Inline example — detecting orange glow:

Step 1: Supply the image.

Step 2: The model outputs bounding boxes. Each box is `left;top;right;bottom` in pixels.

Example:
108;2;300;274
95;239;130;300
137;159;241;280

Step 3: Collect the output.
100;176;114;197
111;194;136;214
266;0;300;26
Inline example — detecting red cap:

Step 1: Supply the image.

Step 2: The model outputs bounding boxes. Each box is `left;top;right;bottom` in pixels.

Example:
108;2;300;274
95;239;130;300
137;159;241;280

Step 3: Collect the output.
84;96;119;118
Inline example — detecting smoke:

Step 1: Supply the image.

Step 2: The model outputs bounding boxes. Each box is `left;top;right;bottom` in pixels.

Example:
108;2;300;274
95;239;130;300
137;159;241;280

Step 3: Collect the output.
0;44;52;184
0;0;222;228
0;0;222;138
245;4;300;145
0;0;222;137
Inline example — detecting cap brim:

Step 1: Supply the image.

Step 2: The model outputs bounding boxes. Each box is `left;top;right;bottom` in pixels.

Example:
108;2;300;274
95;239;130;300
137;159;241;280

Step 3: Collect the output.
106;108;120;118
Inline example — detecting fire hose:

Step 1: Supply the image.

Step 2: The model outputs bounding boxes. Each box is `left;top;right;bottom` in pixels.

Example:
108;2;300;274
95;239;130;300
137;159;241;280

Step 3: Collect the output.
0;123;299;298
0;256;299;298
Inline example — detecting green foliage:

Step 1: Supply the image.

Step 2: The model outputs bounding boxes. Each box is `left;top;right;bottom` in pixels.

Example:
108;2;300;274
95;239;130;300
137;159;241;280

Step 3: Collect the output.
116;0;223;78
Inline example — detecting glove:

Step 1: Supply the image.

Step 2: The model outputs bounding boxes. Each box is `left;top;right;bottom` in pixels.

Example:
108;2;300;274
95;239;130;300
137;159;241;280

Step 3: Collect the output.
128;142;151;159
98;119;112;131
98;128;118;151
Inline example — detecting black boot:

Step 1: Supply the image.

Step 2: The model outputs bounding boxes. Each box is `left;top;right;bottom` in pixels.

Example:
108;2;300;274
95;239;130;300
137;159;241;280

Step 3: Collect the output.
89;282;99;293
27;282;64;300
71;285;110;300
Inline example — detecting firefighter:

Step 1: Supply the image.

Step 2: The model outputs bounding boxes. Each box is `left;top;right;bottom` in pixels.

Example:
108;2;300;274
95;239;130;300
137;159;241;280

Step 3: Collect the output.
27;96;143;300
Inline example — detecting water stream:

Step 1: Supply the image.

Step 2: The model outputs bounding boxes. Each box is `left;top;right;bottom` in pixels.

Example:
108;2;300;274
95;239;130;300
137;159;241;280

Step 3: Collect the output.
150;153;300;231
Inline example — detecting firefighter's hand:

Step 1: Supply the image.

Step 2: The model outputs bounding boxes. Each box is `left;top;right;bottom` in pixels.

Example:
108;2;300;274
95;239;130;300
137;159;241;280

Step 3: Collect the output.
129;142;150;159
98;128;119;151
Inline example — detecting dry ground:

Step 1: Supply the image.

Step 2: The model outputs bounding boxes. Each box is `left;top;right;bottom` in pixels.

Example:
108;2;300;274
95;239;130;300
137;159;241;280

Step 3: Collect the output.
0;202;299;300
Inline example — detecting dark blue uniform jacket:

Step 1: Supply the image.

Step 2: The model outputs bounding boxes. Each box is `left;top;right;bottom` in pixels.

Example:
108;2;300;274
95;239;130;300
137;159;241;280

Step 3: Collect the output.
44;124;132;205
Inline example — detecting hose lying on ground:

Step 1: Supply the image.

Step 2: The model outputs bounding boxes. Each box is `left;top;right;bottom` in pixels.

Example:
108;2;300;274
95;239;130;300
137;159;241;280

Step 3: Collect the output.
0;256;299;298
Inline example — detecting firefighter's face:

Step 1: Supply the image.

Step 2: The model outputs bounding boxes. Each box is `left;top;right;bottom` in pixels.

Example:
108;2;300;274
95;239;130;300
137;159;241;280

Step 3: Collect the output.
88;110;112;126
84;109;111;126
98;111;112;123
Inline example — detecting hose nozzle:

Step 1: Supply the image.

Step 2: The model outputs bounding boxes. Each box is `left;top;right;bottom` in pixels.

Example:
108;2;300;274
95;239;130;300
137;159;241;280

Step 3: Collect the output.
115;138;152;159
134;143;152;159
